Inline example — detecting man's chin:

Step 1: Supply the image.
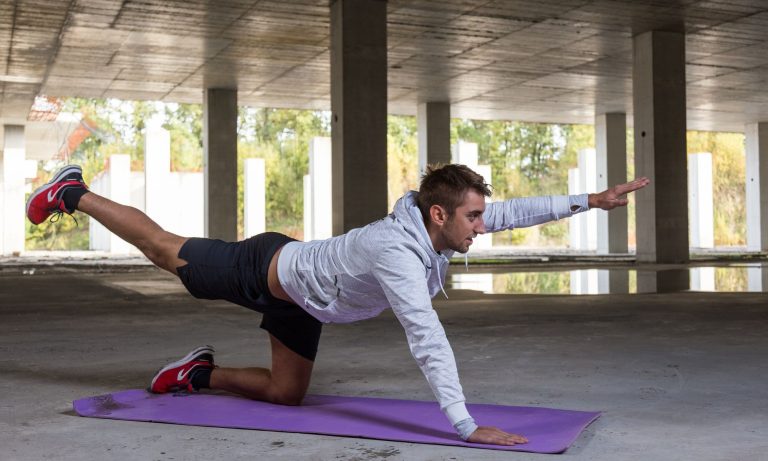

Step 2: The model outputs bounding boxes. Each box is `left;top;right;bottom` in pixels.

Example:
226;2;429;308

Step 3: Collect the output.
453;245;470;254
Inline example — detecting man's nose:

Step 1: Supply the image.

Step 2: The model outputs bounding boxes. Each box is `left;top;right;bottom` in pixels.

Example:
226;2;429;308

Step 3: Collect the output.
475;219;487;234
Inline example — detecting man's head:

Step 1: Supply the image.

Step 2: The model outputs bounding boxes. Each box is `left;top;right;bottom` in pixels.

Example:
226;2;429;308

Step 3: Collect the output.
417;164;492;253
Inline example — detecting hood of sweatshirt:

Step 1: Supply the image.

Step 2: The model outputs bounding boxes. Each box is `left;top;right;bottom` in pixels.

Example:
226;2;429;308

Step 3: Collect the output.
392;191;451;298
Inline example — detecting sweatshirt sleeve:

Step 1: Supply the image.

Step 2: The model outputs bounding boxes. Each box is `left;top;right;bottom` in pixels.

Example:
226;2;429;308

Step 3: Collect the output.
483;193;589;233
372;247;472;435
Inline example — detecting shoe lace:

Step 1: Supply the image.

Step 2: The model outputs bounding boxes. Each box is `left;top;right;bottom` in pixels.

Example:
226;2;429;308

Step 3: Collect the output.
49;209;79;226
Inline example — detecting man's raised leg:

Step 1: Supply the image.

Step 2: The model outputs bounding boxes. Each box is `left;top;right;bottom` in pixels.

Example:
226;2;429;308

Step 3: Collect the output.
76;192;187;275
26;164;187;275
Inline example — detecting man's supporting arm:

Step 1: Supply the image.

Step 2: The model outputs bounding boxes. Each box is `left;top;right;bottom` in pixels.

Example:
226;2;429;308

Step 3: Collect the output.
373;248;526;445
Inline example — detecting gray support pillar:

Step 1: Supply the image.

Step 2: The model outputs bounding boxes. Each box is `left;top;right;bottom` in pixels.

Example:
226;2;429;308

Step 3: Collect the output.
417;102;451;174
330;0;388;234
203;88;238;241
1;125;25;255
596;113;628;254
633;30;689;291
745;122;768;252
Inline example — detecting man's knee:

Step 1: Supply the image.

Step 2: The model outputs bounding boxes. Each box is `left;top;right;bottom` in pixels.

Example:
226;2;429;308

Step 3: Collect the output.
136;235;186;272
268;388;306;406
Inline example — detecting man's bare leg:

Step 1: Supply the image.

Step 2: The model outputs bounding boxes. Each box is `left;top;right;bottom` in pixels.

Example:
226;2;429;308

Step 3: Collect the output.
77;192;314;403
210;335;314;405
77;192;188;274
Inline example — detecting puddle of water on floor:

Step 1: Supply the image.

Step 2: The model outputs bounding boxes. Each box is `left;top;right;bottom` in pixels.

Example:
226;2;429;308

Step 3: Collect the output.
449;264;768;294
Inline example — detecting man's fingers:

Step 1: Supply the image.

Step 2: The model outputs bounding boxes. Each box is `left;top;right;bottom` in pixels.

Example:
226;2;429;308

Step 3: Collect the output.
468;426;528;446
614;177;650;196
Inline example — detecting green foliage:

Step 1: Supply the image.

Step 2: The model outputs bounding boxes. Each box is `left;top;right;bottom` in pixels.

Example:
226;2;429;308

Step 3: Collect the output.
25;213;90;250
387;115;419;210
451;120;595;247
163;103;203;172
715;267;747;291
494;271;570;294
237;108;330;239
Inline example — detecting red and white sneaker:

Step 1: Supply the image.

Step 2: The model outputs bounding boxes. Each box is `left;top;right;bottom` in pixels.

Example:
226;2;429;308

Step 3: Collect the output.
149;345;215;394
26;164;88;225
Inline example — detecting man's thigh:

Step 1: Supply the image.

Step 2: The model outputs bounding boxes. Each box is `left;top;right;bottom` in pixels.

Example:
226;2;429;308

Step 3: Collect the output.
269;334;315;400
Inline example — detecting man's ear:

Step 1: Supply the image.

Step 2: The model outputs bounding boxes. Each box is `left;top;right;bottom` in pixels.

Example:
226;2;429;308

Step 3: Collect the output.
429;204;448;226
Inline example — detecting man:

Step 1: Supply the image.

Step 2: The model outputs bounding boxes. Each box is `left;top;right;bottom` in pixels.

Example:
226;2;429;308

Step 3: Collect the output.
27;163;648;446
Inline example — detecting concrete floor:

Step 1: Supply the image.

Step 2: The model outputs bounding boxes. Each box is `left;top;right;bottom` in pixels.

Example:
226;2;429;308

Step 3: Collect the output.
1;266;767;461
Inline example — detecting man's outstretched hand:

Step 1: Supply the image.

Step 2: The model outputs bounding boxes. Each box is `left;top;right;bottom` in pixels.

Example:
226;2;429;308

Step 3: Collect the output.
467;426;528;446
588;177;650;210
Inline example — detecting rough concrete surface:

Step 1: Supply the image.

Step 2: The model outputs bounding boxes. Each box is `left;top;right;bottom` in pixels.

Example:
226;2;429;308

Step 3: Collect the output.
1;267;766;460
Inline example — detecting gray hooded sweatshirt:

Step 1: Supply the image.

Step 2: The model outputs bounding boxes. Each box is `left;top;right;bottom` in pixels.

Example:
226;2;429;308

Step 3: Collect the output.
278;191;589;435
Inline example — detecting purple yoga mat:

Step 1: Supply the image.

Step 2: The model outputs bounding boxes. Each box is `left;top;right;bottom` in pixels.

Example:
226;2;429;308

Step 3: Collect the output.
73;390;600;453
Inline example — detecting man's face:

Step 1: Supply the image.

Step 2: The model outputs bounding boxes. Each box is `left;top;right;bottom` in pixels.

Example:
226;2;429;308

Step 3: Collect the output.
440;190;487;253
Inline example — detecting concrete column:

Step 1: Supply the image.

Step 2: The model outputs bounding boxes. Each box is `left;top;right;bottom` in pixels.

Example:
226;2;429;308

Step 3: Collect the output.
567;150;598;251
598;269;629;294
596;113;628;254
144;126;171;230
747;265;767;292
452;140;478;166
330;0;388;234
303;175;312;240
690;267;715;291
89;154;131;253
304;138;333;241
204;88;238;241
633;30;689;292
745;122;768;252
1;125;25;255
310;137;332;240
451;273;494;294
417;102;451;174
453;141;492;250
570;269;598;294
473;164;492;250
244;158;265;238
578;148;598;251
108;155;132;254
688;152;714;248
568;168;581;249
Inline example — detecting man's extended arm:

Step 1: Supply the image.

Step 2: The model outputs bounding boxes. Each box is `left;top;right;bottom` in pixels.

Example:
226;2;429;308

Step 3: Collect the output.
483;177;650;233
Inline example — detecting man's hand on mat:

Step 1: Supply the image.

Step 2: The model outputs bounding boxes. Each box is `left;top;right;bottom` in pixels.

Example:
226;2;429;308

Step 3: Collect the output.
588;177;650;210
467;426;528;445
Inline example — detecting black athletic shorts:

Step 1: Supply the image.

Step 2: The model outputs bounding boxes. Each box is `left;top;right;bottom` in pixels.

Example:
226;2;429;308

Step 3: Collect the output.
176;232;322;361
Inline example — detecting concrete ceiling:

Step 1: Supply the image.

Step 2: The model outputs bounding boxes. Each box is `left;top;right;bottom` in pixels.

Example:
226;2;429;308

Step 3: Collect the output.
1;0;767;132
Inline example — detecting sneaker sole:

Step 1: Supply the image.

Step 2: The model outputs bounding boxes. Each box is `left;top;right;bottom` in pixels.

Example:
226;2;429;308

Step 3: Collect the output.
25;165;83;216
149;345;215;391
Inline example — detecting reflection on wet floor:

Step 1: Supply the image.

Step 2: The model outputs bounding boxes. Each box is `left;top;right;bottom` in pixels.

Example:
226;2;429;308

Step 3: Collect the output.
449;263;768;294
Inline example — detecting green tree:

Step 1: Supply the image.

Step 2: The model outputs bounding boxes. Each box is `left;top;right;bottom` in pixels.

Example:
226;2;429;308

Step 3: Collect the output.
387;115;419;210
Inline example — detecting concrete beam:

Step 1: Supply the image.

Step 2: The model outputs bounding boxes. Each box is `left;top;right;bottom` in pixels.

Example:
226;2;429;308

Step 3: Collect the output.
203;88;238;241
330;0;388;234
417;102;451;174
595;113;628;254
